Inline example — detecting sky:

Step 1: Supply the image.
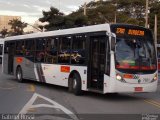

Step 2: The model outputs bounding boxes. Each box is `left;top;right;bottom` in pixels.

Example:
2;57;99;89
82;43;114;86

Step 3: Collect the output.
0;0;94;24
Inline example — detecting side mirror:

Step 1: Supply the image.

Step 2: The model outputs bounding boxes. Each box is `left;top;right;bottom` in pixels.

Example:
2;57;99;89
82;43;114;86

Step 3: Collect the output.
111;37;116;52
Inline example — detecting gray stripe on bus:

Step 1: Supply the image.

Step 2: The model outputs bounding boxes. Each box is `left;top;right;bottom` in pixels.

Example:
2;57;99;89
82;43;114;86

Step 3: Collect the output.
39;64;46;83
36;64;43;82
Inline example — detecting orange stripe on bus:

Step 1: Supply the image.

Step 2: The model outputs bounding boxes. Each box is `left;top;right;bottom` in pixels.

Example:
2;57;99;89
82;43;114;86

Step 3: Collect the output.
16;57;23;63
61;66;70;73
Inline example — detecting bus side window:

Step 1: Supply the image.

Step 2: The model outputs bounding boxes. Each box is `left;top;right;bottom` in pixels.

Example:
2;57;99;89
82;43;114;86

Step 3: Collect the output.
58;36;71;64
25;39;35;62
35;38;45;62
45;37;58;64
4;42;9;53
16;40;25;55
71;35;86;65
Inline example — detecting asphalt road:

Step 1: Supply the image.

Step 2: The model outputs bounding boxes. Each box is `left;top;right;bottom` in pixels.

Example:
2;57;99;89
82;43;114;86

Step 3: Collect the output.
0;65;160;120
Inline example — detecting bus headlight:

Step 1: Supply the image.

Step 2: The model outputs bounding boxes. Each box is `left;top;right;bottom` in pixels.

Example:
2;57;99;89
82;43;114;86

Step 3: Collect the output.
116;74;126;83
116;74;122;81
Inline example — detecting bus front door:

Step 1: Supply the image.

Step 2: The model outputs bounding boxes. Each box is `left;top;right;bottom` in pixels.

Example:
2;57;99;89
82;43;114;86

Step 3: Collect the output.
88;35;106;91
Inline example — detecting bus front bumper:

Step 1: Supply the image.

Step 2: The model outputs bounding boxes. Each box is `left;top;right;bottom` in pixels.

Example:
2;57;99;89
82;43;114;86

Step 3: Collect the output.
104;80;158;93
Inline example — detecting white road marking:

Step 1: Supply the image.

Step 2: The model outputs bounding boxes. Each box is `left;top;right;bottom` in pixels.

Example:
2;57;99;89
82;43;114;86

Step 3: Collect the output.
18;93;79;120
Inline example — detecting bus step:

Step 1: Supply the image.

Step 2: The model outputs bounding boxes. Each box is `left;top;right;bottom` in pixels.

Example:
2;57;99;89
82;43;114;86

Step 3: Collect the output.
92;79;97;82
88;88;103;94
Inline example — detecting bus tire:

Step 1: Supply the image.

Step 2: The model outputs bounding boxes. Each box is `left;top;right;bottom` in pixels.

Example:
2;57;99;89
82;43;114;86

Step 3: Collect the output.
70;73;82;95
16;67;23;82
68;77;73;92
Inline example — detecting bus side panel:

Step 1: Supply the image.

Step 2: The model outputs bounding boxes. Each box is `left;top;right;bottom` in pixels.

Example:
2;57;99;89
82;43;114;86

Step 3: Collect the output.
70;66;88;91
3;54;8;74
41;64;88;90
14;57;37;80
104;51;116;93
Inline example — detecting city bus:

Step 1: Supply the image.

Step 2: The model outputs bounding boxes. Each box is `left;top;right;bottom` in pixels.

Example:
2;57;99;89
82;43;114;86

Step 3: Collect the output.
0;39;4;64
3;23;158;95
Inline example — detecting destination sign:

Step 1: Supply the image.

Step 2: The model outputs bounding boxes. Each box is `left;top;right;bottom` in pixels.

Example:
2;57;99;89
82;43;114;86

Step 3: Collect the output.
116;28;145;36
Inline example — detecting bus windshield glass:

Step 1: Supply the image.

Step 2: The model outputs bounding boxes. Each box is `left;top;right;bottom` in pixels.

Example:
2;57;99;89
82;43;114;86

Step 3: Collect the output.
111;25;157;74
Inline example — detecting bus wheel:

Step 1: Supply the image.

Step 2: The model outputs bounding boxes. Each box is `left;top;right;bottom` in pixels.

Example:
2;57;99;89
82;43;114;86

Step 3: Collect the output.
71;73;82;95
16;67;23;82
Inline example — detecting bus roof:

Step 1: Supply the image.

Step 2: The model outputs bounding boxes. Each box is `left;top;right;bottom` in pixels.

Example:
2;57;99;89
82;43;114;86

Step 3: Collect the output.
4;23;111;41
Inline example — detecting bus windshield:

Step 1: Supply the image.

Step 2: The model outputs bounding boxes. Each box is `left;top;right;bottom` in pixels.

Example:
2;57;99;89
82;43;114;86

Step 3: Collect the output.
111;25;157;74
116;36;156;73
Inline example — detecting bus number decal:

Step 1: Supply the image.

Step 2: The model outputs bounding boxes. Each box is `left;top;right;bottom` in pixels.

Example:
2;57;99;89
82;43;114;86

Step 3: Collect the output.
116;28;125;34
61;66;70;73
16;57;23;63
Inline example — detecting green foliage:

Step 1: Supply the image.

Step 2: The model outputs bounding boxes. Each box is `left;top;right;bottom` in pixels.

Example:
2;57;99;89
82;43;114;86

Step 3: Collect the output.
39;0;160;42
39;7;65;30
8;19;27;36
39;7;88;30
70;0;146;25
149;1;160;41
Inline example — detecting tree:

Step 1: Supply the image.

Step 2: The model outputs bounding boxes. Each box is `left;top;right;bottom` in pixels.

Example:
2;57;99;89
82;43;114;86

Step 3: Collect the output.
39;7;66;30
101;0;146;25
0;28;8;38
70;0;115;25
39;0;160;42
149;1;160;40
68;13;88;27
39;6;88;30
8;19;27;36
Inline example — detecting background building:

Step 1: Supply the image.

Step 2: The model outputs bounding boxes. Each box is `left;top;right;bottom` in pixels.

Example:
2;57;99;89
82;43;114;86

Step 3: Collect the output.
0;15;21;31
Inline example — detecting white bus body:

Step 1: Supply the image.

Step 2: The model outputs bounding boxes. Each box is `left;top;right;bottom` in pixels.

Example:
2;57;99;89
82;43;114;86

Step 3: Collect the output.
3;24;158;95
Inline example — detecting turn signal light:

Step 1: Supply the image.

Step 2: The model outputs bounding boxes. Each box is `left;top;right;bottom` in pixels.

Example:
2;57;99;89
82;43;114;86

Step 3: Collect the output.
123;74;133;79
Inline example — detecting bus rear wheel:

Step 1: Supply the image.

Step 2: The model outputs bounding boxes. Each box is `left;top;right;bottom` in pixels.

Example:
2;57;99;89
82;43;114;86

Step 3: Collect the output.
16;67;23;82
69;73;82;95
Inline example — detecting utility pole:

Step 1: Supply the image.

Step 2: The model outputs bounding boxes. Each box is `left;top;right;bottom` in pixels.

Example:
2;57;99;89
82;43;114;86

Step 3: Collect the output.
154;14;157;47
84;2;87;16
114;13;117;23
114;1;117;23
145;0;149;28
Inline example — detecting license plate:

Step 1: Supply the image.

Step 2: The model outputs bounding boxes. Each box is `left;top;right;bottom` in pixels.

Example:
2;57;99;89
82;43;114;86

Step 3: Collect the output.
135;87;143;92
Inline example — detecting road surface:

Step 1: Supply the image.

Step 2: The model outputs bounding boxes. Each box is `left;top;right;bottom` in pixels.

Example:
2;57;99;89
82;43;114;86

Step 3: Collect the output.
0;65;159;120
